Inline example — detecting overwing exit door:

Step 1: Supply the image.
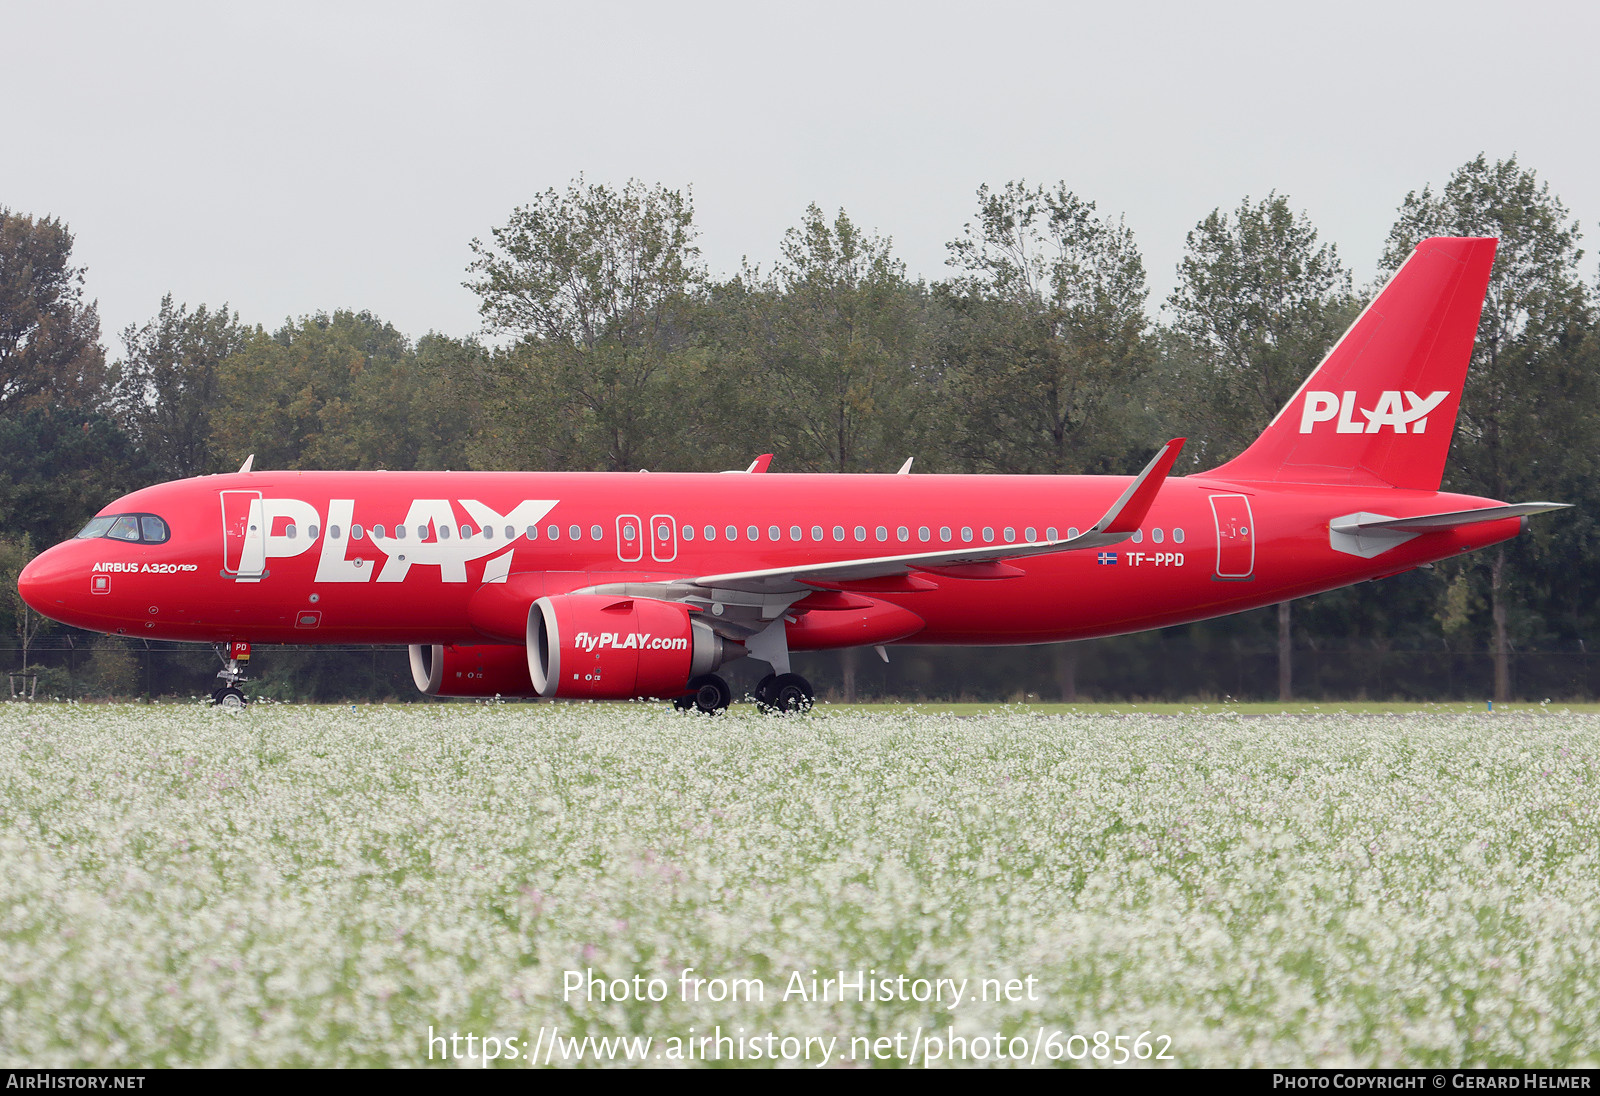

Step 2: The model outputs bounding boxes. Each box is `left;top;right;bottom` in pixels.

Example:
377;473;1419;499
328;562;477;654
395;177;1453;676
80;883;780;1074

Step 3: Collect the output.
1209;494;1255;581
650;514;677;562
617;514;643;562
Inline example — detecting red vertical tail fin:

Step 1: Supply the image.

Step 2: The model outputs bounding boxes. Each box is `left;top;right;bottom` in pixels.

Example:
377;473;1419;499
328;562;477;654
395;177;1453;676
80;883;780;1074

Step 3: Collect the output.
1204;236;1497;490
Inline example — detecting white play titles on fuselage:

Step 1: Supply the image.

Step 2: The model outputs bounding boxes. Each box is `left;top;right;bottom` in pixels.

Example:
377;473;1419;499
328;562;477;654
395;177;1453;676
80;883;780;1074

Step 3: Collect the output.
277;498;561;583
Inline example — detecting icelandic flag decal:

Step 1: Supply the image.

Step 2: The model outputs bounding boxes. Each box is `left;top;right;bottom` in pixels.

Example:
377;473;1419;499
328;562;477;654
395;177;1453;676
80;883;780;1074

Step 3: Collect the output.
1097;551;1118;565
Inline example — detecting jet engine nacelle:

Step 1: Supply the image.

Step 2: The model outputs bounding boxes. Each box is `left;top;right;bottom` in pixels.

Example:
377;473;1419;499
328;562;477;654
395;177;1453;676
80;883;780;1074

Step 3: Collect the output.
527;593;734;699
410;642;539;698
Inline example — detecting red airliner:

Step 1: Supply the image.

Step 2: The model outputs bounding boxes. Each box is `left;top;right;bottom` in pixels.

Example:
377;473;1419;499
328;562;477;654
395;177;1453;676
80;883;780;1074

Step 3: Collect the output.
17;237;1566;710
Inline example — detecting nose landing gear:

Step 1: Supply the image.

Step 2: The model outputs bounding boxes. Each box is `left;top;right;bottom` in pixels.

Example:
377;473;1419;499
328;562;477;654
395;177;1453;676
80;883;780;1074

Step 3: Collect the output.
210;640;251;708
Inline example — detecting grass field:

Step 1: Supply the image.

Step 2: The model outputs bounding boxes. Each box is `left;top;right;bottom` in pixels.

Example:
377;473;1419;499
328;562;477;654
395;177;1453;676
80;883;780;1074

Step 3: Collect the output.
2;701;1597;1067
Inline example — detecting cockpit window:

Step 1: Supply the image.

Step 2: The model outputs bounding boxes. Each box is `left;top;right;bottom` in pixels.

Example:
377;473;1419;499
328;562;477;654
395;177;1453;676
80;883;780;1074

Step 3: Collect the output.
76;516;116;539
108;516;142;541
75;513;171;545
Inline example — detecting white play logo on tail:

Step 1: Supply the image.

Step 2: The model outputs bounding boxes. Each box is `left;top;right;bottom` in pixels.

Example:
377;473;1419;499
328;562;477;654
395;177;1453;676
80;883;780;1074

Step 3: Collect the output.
1297;390;1450;434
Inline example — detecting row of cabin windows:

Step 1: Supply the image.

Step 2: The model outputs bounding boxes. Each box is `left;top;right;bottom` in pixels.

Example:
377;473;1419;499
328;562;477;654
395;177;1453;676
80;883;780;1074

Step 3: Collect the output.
290;522;1187;546
676;524;1185;545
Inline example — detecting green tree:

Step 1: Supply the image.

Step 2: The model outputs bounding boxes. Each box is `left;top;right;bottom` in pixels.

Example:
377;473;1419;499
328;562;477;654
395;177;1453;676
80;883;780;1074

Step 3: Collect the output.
1380;154;1597;701
0;535;47;675
1167;193;1358;700
466;178;703;471
0;208;106;412
742;204;932;473
110;295;250;480
0;407;146;546
1166;192;1356;466
940;181;1151;475
210;311;413;470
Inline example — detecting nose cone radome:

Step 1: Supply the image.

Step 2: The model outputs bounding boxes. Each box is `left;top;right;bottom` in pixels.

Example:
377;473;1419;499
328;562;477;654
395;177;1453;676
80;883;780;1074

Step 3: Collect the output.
17;554;47;613
16;543;76;621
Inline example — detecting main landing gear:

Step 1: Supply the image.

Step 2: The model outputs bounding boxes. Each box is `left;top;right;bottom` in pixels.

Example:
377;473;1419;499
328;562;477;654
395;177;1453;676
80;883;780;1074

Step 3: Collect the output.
674;674;734;714
671;672;816;714
755;672;815;714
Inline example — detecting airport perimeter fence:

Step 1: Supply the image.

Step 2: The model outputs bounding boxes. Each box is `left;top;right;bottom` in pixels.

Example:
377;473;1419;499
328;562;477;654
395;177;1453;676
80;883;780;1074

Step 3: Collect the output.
4;635;1598;704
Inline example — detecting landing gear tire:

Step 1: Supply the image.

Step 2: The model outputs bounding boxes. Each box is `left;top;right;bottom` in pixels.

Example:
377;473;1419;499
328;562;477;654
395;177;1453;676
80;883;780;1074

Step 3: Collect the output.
758;673;814;714
211;686;247;710
675;674;732;714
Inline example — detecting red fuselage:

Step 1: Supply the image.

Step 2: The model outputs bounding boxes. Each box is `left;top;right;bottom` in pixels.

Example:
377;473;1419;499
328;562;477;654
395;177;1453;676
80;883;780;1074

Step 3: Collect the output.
18;468;1518;648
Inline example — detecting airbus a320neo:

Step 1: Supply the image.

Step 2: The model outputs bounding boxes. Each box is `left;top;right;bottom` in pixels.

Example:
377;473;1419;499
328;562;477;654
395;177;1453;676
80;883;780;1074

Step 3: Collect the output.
17;237;1565;711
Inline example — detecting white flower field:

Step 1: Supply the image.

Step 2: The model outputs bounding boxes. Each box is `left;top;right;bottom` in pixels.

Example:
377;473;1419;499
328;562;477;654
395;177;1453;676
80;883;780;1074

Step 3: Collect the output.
0;701;1596;1067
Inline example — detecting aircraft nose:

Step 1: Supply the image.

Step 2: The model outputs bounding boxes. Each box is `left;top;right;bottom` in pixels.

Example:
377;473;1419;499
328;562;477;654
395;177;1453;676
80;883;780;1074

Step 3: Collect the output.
16;554;46;613
16;544;74;617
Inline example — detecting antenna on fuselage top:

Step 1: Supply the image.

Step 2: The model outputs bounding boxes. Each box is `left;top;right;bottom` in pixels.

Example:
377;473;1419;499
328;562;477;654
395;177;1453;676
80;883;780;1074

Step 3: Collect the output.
238;455;255;473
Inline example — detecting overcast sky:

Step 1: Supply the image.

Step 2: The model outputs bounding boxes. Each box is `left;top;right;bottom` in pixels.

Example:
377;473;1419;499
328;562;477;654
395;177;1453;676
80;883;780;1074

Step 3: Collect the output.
5;0;1598;351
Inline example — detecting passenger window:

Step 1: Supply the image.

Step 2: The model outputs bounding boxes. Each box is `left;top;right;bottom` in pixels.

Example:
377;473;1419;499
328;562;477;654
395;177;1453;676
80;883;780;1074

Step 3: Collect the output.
854;526;866;542
437;525;449;540
918;526;930;542
897;526;909;542
1173;528;1185;544
1003;527;1015;543
1151;528;1163;544
961;527;973;542
1131;529;1143;544
876;526;887;542
833;526;845;542
108;515;142;541
790;525;801;541
982;527;993;543
330;525;342;540
726;525;738;540
812;525;823;541
526;526;539;540
547;525;560;540
591;525;603;540
939;526;952;542
704;525;716;541
307;524;319;540
394;525;407;540
569;524;581;540
286;524;298;540
1025;526;1036;541
1047;527;1058;540
353;524;366;540
504;525;514;539
140;516;169;543
461;525;473;539
746;525;758;540
1067;527;1078;539
768;525;780;541
483;525;495;540
370;525;382;539
683;525;694;541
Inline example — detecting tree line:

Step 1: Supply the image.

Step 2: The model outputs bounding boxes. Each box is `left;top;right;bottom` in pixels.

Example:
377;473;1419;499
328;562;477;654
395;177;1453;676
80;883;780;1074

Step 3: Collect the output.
3;153;1597;702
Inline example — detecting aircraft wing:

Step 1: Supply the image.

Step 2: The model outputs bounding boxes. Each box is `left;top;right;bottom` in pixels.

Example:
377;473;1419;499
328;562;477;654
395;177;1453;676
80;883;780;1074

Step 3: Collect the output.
683;438;1185;593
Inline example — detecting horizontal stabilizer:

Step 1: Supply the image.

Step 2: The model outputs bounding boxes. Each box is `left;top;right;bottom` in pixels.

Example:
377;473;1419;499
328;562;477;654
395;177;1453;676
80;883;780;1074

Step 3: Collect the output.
1328;501;1569;560
1332;502;1569;534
